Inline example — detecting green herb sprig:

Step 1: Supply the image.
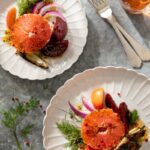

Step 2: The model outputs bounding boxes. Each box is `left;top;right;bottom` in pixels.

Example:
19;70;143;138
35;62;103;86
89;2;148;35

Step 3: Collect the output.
1;97;43;150
129;109;139;125
17;0;54;16
17;0;41;16
21;124;34;138
44;0;53;3
57;120;84;150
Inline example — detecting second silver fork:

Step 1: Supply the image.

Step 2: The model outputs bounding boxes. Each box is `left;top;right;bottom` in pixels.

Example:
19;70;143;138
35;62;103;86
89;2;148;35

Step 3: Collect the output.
90;0;150;68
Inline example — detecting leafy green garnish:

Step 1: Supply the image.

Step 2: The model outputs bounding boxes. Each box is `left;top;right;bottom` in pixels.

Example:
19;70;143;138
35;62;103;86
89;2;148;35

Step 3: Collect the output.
1;97;40;150
2;97;39;129
129;110;139;125
44;0;53;3
25;97;40;110
17;0;41;16
57;120;84;150
21;124;34;138
16;0;54;16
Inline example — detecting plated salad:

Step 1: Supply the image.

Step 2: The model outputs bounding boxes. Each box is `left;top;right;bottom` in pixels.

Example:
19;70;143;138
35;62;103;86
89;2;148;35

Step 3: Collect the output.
3;0;68;69
57;88;149;150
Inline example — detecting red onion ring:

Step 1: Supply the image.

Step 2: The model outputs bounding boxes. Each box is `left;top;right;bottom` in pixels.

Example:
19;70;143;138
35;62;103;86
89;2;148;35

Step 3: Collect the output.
68;101;87;118
82;96;95;112
32;1;46;14
44;10;66;22
39;3;64;16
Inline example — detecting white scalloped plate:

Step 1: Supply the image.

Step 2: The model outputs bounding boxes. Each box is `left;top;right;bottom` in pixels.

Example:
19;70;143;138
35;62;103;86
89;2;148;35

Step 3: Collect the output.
0;0;88;80
43;67;150;150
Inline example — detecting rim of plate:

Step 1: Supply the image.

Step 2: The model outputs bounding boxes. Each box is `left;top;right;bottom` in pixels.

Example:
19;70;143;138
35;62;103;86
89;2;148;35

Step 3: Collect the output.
42;66;150;149
0;0;88;80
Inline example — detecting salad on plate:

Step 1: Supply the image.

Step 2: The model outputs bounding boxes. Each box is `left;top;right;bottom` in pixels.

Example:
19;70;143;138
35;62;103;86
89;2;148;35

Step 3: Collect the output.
57;88;149;150
3;0;68;69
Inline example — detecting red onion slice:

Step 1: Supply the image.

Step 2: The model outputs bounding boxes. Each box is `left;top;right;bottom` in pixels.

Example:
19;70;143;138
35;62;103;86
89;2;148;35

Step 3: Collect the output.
32;1;46;14
39;3;64;16
82;96;95;112
44;11;66;22
68;101;87;118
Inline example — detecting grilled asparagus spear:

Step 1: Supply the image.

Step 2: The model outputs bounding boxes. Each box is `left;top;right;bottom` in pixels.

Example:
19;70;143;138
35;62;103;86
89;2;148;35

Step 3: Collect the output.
116;126;147;150
24;53;49;69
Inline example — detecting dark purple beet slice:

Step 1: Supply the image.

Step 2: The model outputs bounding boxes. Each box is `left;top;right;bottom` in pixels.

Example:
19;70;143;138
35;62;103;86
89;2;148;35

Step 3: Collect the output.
119;102;129;133
42;40;69;57
51;17;68;42
105;93;119;113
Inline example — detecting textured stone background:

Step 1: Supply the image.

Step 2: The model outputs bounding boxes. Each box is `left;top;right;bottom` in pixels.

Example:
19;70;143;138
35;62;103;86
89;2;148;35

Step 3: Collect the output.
1;0;150;149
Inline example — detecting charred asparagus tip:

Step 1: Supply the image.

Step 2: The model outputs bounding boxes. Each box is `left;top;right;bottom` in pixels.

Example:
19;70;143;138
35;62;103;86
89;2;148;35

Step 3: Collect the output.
24;53;49;69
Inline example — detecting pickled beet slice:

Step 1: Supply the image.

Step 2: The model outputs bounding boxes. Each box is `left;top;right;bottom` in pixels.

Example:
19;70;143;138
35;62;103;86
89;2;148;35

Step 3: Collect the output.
119;102;129;133
51;17;68;42
105;93;119;113
42;40;69;57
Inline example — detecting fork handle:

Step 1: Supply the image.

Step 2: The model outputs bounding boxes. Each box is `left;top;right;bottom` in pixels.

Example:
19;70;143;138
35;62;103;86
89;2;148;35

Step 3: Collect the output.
115;21;150;61
106;16;142;68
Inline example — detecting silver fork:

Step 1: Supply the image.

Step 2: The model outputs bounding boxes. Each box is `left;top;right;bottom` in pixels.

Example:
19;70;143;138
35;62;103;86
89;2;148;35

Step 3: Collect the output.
89;0;150;68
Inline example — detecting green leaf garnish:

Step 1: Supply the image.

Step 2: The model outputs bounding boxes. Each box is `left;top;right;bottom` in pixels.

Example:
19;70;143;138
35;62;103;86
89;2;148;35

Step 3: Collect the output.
129;109;139;125
24;97;40;110
1;97;40;150
21;124;34;138
44;0;53;3
57;120;84;150
17;0;41;16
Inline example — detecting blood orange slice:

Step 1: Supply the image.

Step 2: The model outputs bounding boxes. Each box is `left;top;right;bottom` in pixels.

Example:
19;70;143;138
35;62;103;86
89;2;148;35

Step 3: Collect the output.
6;7;17;30
81;109;125;150
85;145;96;150
11;14;52;53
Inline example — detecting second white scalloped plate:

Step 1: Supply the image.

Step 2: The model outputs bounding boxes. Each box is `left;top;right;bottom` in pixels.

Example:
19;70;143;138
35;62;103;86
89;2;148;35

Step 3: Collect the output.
43;67;150;150
0;0;88;80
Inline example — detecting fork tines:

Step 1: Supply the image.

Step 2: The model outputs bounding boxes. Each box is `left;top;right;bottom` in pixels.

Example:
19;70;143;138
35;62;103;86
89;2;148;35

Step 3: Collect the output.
89;0;108;11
